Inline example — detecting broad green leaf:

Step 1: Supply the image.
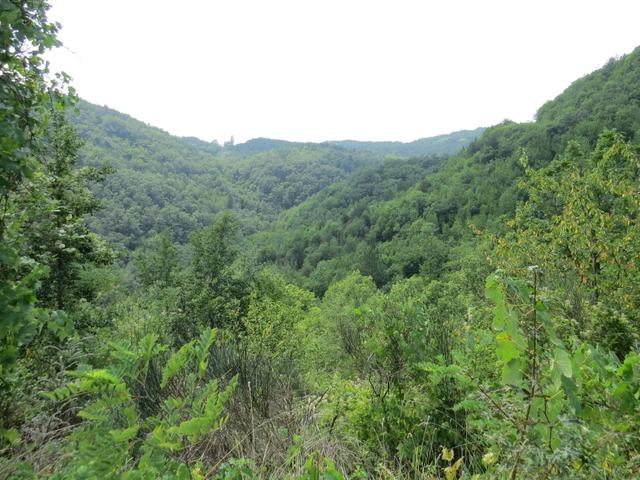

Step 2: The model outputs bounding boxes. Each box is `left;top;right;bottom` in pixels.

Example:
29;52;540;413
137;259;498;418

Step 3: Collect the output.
493;303;507;330
561;375;581;414
501;358;522;385
554;348;573;378
485;273;502;304
547;390;564;422
505;276;531;303
536;300;564;348
496;332;521;363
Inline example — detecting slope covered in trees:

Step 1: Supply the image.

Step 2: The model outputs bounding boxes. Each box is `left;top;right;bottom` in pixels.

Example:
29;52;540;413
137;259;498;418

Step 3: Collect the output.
2;3;640;478
71;101;482;250
257;48;640;295
71;101;379;248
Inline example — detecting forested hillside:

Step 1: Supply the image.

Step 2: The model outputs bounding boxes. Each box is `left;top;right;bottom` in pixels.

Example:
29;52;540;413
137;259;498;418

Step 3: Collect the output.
72;101;481;250
2;2;640;479
258;49;640;295
71;101;380;249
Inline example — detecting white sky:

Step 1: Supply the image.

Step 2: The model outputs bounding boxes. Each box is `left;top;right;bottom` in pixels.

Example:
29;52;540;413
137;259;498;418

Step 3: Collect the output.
47;0;640;144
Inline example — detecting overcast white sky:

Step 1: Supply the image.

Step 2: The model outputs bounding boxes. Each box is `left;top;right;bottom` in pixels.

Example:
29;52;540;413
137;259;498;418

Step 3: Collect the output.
47;0;640;144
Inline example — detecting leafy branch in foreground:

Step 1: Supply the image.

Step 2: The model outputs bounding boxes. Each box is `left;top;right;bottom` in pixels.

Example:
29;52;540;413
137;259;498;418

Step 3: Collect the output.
473;269;640;479
15;328;238;479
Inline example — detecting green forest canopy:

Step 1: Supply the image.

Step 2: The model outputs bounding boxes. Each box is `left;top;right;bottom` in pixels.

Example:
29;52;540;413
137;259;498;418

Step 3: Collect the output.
71;100;483;250
2;3;640;478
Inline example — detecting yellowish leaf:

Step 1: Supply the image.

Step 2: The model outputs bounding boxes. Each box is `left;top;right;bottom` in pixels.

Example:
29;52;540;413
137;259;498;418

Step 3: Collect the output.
442;446;454;462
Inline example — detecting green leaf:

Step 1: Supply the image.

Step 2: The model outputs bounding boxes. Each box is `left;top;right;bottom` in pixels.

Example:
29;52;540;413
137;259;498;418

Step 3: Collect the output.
496;332;521;363
109;425;139;443
561;375;581;414
554;348;573;378
505;276;531;303
536;300;564;348
501;358;522;385
2;428;20;446
546;389;563;422
161;341;194;388
195;328;217;379
617;352;640;380
485;273;502;304
138;333;161;376
176;464;191;480
493;303;507;330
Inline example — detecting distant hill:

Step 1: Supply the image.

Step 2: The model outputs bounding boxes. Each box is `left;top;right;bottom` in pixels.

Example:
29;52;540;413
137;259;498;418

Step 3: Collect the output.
227;129;485;157
70;101;482;250
329;128;485;157
70;101;383;249
226;137;293;155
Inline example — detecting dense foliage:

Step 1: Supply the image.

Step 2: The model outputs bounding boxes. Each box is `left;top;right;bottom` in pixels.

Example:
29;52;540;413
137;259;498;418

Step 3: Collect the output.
2;4;640;478
72;101;480;250
256;49;640;299
0;0;74;439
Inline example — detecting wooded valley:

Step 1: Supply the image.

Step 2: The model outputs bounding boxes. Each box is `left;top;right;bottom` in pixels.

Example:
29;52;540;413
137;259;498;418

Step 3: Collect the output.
2;2;640;479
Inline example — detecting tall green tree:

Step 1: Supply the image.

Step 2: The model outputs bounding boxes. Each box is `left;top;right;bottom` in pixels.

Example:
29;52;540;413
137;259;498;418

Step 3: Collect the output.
0;0;81;446
0;0;69;405
191;213;239;284
19;112;113;310
134;229;178;288
175;213;250;341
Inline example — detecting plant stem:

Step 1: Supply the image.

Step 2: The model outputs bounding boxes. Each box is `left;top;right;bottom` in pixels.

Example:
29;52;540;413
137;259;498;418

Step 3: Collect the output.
510;269;539;480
